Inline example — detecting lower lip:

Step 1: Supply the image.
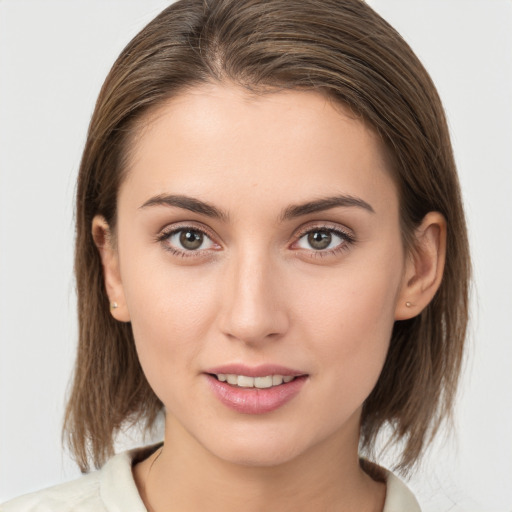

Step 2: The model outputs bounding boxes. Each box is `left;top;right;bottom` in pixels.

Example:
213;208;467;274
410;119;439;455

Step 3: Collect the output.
206;374;307;414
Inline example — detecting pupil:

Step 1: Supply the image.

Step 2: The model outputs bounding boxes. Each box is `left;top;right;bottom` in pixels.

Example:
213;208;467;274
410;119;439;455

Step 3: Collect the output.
180;230;203;250
308;231;331;250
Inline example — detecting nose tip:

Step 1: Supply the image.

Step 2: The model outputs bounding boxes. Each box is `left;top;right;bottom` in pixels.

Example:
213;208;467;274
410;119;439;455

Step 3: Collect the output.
217;257;289;345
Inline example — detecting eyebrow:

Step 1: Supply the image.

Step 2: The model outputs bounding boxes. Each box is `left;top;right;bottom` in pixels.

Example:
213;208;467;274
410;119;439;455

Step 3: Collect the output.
140;194;229;221
139;193;374;221
280;195;374;221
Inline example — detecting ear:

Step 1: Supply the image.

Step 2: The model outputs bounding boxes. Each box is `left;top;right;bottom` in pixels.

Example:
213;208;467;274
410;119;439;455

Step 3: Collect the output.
92;215;131;322
395;211;447;320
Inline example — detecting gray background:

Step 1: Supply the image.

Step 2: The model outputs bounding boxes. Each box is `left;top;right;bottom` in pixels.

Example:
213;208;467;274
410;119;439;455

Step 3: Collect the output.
1;1;511;510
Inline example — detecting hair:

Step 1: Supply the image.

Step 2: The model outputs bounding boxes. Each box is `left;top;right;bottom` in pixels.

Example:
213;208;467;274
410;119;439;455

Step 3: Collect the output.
64;0;470;474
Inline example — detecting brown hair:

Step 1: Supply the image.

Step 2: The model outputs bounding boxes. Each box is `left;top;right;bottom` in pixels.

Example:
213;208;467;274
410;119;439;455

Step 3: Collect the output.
64;0;470;474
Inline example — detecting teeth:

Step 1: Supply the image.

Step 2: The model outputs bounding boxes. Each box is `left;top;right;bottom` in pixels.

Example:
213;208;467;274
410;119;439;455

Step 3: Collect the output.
215;374;297;388
238;375;254;388
272;375;283;386
255;376;273;388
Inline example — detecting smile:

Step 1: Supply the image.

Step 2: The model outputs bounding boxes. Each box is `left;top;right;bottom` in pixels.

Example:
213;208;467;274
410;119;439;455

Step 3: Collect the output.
206;372;308;414
213;374;296;388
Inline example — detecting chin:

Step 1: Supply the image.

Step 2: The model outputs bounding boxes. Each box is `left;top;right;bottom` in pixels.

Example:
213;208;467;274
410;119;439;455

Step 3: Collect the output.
213;441;303;468
195;421;329;469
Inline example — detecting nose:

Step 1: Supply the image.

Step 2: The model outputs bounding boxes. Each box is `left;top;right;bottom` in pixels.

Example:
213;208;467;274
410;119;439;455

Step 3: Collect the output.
217;248;289;345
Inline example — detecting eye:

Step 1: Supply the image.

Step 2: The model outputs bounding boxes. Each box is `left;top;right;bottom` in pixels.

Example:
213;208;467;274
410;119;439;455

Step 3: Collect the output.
158;226;219;255
294;227;354;253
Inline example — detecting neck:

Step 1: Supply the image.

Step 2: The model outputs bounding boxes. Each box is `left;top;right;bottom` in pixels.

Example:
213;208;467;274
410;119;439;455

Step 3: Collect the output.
134;415;385;512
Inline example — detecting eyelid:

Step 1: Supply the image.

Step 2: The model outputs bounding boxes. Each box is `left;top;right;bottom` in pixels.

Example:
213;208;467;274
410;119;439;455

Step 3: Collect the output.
155;222;222;255
157;219;220;239
293;222;355;242
155;221;355;258
290;222;356;255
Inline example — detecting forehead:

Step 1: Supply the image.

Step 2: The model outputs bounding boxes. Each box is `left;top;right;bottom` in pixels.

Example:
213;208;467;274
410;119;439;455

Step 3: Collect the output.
120;83;398;217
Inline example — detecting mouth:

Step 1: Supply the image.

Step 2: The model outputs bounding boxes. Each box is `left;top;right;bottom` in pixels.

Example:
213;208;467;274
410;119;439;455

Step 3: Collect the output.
204;365;308;414
209;373;298;389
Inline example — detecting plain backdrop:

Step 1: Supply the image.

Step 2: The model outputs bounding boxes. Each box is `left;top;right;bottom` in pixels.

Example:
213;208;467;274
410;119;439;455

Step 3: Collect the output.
1;1;511;510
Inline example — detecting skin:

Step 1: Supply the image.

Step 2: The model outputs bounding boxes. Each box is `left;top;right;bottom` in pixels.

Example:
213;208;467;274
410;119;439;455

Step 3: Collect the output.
94;83;446;512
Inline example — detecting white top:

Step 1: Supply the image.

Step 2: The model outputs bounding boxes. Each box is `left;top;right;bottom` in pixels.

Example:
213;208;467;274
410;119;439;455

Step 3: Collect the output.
1;446;421;511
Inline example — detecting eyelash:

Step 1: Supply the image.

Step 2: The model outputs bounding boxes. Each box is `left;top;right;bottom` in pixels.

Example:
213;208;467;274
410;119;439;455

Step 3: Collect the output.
155;223;356;259
293;224;356;258
155;224;218;258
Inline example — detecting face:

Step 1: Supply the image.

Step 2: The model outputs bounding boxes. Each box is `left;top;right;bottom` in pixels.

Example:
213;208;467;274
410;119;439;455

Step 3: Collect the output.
105;83;410;467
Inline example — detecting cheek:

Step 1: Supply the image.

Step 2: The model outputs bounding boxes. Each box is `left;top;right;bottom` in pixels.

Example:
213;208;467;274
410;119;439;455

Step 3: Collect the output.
120;258;220;397
294;255;402;394
309;292;394;382
297;255;401;336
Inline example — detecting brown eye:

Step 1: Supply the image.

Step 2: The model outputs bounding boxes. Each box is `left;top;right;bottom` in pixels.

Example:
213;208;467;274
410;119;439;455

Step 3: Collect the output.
307;231;332;250
163;227;217;253
295;227;353;254
179;229;204;250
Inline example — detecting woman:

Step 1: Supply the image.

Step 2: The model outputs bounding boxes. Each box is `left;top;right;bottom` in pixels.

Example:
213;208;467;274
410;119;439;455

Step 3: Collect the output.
2;0;470;510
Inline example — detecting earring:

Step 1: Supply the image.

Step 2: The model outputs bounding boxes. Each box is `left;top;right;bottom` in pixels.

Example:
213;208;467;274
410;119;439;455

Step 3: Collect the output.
110;302;119;310
405;301;413;307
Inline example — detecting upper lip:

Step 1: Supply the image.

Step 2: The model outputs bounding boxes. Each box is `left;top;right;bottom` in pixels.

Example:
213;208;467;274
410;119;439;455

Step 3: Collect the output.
204;364;307;378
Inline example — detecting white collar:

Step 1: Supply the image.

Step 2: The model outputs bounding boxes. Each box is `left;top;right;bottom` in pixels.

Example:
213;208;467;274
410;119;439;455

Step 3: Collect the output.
100;445;421;512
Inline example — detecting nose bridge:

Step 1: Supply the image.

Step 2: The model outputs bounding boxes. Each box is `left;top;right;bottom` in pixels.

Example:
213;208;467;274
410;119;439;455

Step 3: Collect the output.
219;243;288;343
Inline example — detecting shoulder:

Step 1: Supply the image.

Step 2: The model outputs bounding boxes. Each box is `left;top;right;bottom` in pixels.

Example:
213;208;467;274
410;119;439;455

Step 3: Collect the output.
0;471;103;512
0;446;157;512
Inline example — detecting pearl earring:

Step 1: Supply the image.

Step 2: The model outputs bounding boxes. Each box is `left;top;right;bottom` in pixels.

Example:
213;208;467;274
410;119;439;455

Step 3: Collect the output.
110;302;119;310
405;301;413;307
